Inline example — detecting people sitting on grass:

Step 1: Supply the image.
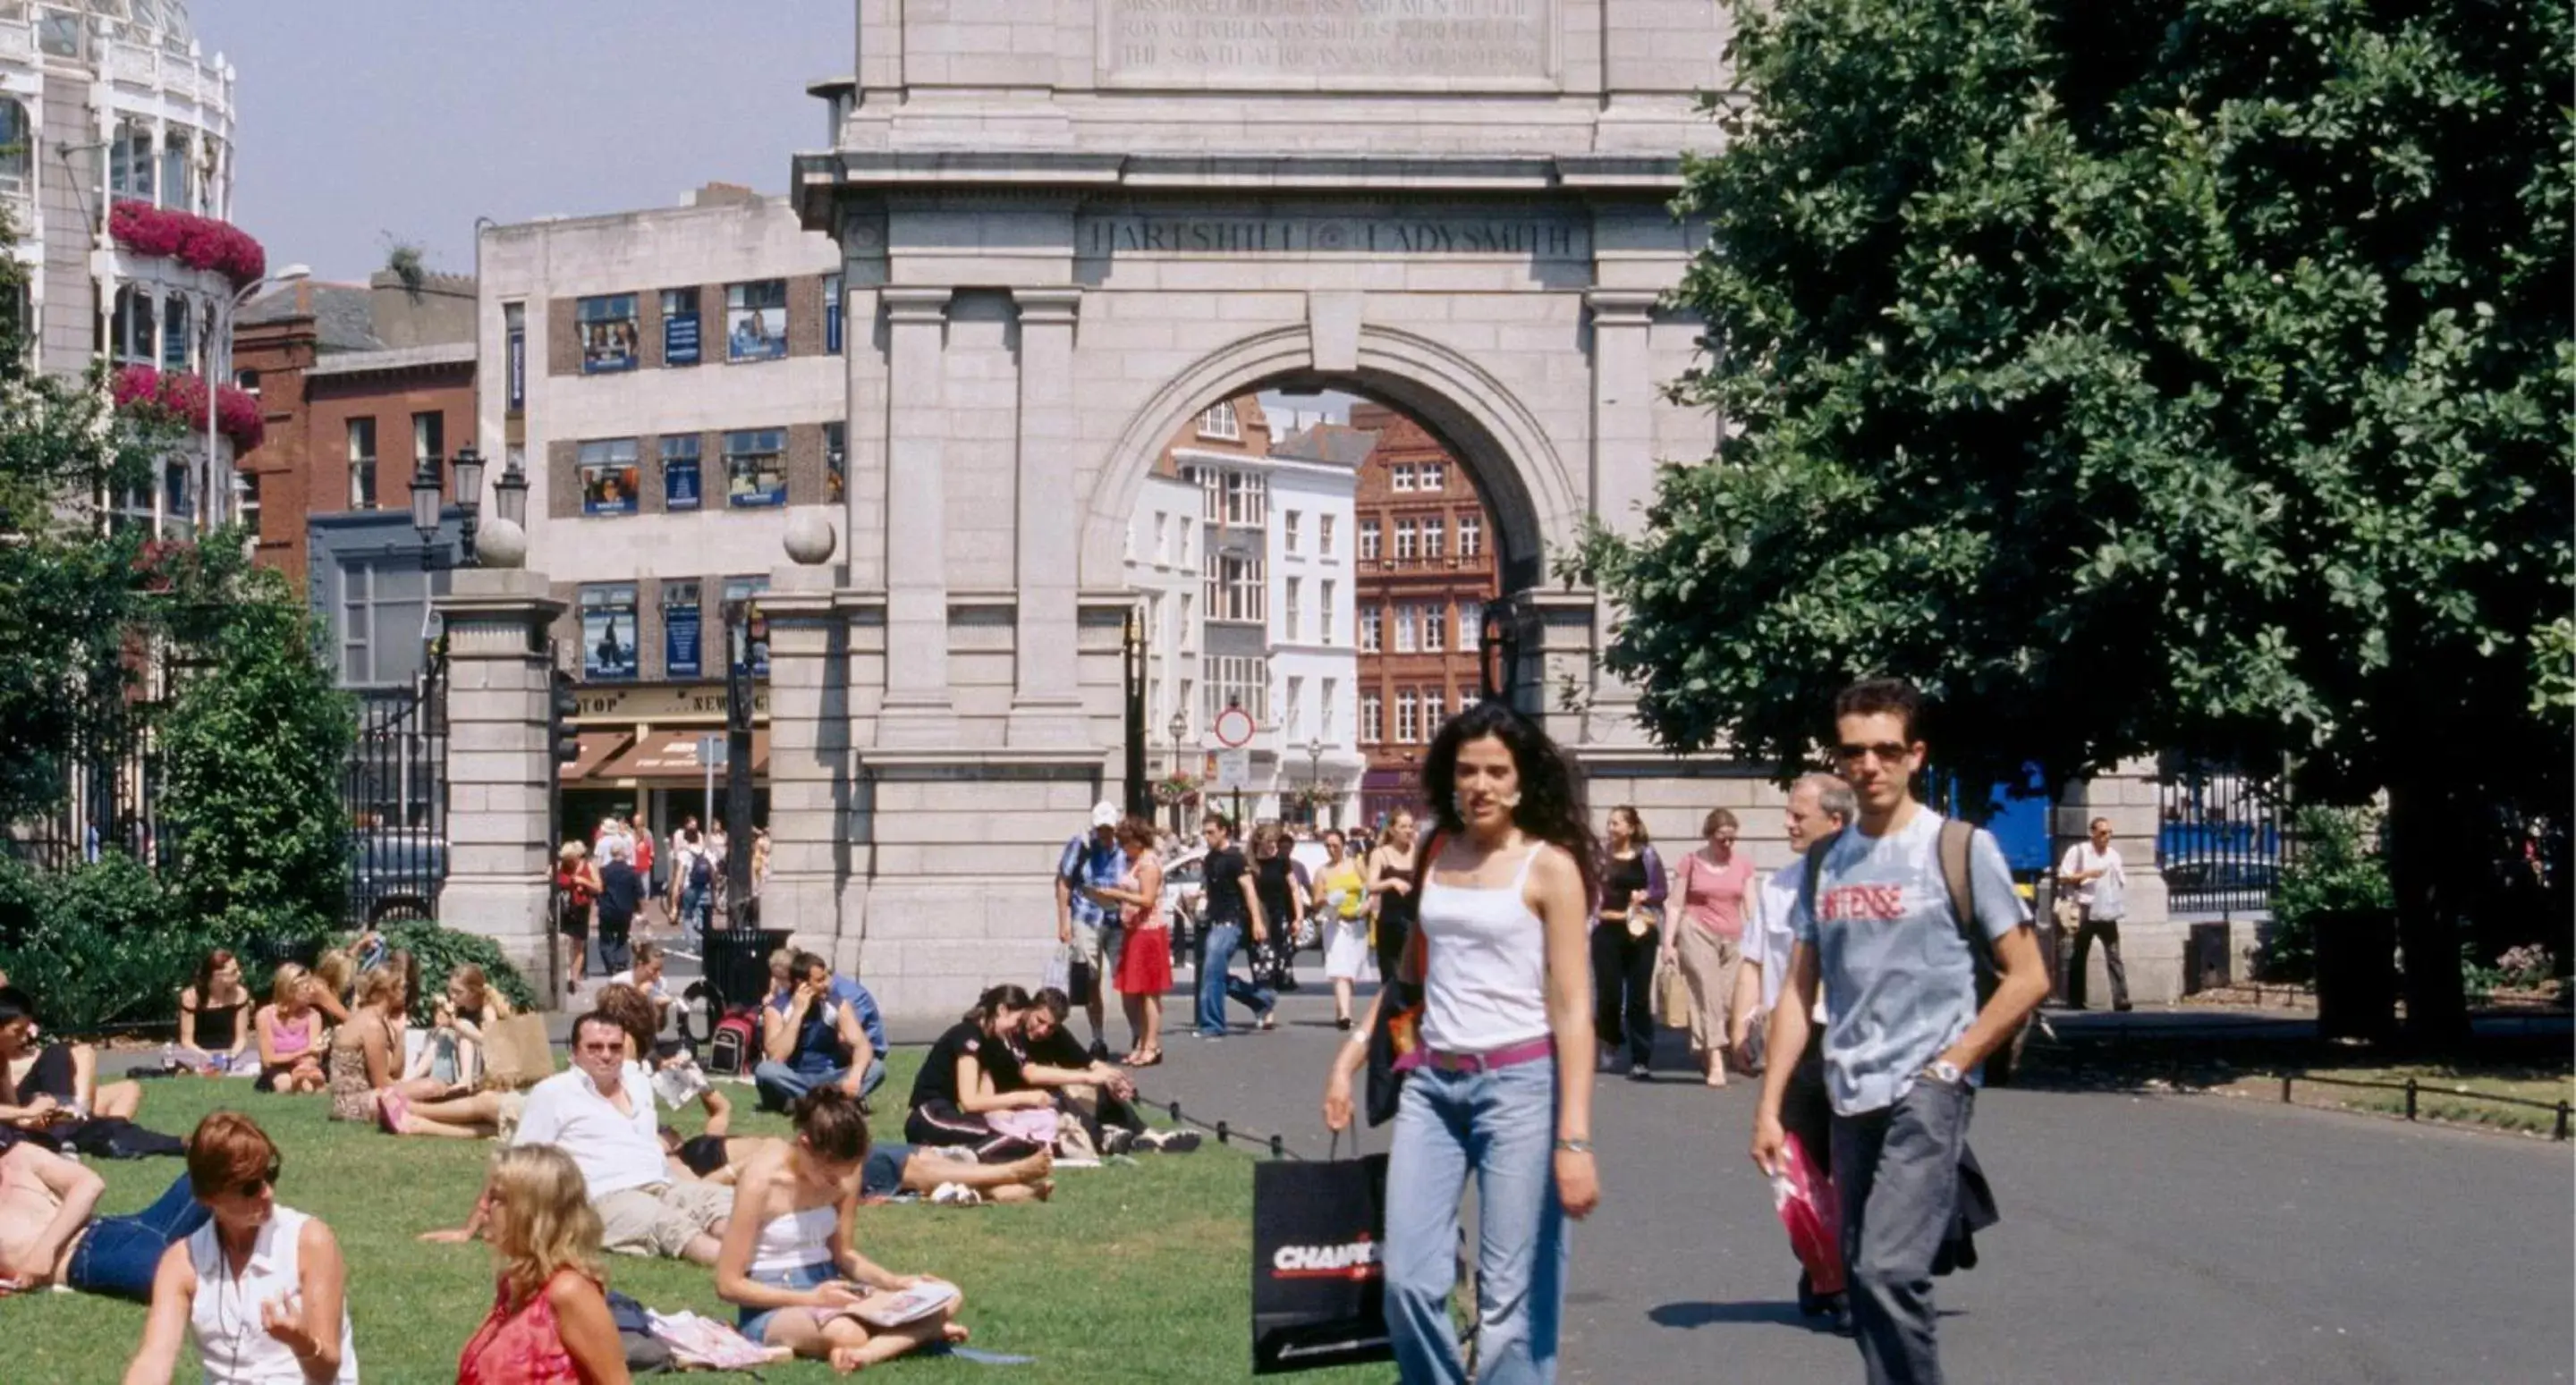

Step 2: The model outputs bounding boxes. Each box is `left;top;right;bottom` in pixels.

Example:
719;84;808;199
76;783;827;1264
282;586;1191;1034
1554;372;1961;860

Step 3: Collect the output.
419;963;513;1089
608;940;675;1037
309;950;357;1027
0;1136;205;1300
170;949;257;1077
664;1124;1055;1205
716;1088;969;1372
252;964;329;1094
596;981;733;1136
454;1144;633;1385
325;967;510;1139
426;1011;734;1265
0;984;145;1127
903;985;1056;1163
1015;988;1199;1156
122;1111;359;1384
756;951;887;1114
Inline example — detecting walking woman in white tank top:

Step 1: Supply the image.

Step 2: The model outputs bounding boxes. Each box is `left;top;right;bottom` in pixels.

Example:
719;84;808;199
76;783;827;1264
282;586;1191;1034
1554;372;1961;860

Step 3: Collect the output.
1322;701;1601;1384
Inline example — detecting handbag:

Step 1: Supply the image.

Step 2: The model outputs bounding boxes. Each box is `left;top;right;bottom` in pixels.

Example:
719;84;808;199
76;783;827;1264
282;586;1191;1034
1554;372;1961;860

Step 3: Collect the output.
1768;1129;1844;1296
479;1012;556;1091
1362;833;1438;1127
1655;952;1690;1030
1250;1132;1395;1374
1041;943;1073;996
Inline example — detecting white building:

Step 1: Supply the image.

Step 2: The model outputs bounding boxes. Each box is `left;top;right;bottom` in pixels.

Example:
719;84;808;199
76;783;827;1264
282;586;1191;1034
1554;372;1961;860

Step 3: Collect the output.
1125;468;1202;761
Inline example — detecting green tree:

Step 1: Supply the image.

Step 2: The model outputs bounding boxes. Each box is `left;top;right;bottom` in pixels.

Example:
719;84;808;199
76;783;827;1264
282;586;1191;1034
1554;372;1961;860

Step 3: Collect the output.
1573;0;2571;1042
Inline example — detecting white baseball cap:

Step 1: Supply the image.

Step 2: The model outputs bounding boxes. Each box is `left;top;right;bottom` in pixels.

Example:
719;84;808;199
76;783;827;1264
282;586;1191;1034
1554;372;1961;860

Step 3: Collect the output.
1091;800;1122;829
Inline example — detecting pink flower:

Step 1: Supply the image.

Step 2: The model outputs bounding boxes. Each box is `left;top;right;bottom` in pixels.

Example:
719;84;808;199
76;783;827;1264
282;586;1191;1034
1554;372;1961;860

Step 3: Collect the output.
107;200;267;288
110;365;267;451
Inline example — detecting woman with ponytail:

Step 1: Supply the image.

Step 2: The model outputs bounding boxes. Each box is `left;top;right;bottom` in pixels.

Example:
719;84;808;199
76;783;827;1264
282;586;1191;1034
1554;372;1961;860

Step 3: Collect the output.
902;985;1054;1162
1320;700;1601;1383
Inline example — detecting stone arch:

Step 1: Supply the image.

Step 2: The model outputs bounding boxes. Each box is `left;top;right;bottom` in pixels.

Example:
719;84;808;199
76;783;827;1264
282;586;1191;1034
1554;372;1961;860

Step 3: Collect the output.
1081;321;1582;594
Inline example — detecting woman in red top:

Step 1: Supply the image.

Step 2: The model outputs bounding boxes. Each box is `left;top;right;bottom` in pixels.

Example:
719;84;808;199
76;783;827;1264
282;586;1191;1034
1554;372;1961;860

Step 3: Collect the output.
552;842;603;999
456;1144;630;1384
1659;807;1758;1086
1089;817;1172;1066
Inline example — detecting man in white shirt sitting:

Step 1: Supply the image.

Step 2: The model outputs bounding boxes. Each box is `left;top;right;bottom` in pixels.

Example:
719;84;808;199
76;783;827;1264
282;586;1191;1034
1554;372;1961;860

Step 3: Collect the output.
2055;816;2131;1012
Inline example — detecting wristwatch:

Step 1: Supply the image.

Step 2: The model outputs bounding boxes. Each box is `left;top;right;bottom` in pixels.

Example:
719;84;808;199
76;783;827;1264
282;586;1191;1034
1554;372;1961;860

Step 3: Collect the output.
1921;1060;1962;1086
1553;1137;1594;1154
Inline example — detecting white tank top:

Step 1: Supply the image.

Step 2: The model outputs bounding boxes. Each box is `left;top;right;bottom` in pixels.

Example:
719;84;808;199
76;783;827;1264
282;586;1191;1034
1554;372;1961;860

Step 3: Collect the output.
1417;845;1552;1053
187;1206;360;1383
750;1203;836;1275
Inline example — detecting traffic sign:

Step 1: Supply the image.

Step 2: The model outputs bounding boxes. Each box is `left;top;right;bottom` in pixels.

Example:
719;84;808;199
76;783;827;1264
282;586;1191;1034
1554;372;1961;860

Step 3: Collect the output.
699;735;728;767
1213;748;1253;790
1214;705;1257;748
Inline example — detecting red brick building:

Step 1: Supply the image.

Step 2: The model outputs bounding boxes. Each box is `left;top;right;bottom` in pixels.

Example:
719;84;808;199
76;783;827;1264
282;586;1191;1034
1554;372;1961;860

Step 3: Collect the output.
1350;401;1501;824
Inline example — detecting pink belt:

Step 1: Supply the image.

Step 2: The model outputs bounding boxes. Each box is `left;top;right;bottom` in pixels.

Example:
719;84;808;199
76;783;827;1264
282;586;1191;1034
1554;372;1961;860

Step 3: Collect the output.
1395;1036;1555;1075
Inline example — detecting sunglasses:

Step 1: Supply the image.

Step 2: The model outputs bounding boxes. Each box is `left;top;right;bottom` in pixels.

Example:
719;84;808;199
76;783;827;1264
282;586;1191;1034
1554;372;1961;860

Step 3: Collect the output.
1833;741;1912;764
233;1156;282;1200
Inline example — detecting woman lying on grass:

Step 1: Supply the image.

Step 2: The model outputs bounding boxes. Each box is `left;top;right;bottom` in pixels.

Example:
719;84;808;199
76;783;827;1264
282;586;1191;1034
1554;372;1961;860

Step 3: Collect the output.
715;1088;968;1372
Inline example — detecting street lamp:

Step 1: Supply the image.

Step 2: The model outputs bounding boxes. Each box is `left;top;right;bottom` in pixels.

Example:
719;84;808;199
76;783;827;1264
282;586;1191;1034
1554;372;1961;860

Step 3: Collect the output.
1307;734;1326;829
207;263;308;532
491;449;530;528
410;447;487;570
1166;711;1188;834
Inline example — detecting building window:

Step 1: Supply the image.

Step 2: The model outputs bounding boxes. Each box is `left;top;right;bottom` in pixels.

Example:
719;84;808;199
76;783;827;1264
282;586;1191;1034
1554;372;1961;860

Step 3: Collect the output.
337;560;430;688
1360;605;1381;653
0;98;26;190
235;368;259;395
1284;578;1301;641
1361;691;1383;744
1317;514;1335;557
1420;461;1445;492
35;11;77;56
724;427;787;508
159;129;190;213
1394;604;1418;654
1359;519;1380;561
1283;511;1300;553
1177;593;1195;647
111;287;151;365
504;302;526;412
1182;465;1219;522
160;294;189;370
1209;554;1266;622
346;418;377;510
412;410;445;472
580;583;640;681
1391;462;1415;493
109;119;152;199
1207;655;1267;723
726;280;787;362
1224;470;1267;527
1458;601;1483;648
1422;517;1445;559
724;576;771;675
238;470;261;538
1321;679;1337;739
662;580;703;679
660;435;701;510
576;294;640;373
580;438;640;516
1285;677;1303;738
1394;520;1419;562
825;274;843;354
825;421;846;502
661;287;701;366
1177;679;1195;738
1424;687;1445;730
1396;689;1419;744
1459;513;1482;558
1321;580;1336;644
1422;604;1446;654
1199;401;1240;441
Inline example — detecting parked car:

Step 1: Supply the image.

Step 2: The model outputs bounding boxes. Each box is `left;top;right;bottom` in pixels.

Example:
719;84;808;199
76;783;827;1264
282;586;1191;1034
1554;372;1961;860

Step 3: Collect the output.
350;832;446;925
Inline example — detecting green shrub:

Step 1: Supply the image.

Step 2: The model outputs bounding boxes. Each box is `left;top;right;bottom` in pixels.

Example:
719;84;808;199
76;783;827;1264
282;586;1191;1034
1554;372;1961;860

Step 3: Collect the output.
2260;807;2394;984
376;920;539;1014
0;856;338;1033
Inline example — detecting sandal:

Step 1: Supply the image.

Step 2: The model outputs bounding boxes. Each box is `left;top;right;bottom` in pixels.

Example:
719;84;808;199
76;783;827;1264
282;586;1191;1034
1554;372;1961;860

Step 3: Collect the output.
1132;1050;1164;1067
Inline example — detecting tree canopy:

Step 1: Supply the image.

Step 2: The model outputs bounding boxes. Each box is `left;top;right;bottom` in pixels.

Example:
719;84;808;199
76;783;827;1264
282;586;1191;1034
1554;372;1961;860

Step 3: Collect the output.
1574;0;2571;1036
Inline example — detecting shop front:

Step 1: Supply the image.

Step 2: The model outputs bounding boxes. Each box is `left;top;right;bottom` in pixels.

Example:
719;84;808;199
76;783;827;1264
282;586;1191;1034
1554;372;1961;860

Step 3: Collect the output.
556;681;771;863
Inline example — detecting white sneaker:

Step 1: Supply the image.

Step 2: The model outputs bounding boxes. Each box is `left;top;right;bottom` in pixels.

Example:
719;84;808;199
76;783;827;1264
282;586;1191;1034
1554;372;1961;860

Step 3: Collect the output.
929;1183;983;1206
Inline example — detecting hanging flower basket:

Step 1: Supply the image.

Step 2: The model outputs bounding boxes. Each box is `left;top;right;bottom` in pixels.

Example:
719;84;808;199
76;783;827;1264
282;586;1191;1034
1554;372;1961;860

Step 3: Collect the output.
1152;773;1204;807
113;363;265;452
108;200;267;288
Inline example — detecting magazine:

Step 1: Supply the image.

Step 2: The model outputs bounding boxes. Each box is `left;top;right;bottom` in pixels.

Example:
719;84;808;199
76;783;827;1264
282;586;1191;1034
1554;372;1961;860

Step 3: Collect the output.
651;1059;710;1111
842;1279;961;1330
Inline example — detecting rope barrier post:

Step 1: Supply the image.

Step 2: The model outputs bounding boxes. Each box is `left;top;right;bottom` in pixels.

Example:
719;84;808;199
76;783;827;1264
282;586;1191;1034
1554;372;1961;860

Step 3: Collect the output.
1216;1119;1231;1145
2279;1074;2292;1104
2557;1102;2570;1143
1269;1133;1284;1161
1170;1099;1182;1127
2404;1077;2418;1122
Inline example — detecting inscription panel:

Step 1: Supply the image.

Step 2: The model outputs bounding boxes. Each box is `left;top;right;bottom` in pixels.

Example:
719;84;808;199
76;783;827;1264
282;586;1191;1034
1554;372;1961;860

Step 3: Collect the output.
1079;213;1589;260
1100;0;1558;90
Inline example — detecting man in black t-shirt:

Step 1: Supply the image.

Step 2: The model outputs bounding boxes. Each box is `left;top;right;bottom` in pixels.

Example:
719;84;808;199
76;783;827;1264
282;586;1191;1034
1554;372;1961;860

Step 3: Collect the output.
1015;990;1199;1155
1189;813;1275;1040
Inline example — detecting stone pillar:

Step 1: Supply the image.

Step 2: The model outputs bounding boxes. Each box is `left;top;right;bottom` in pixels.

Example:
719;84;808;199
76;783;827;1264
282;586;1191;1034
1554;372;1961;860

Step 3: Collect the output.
1583;288;1659;747
762;511;852;969
2055;757;2182;1004
1007;288;1088;747
434;563;565;995
878;287;955;747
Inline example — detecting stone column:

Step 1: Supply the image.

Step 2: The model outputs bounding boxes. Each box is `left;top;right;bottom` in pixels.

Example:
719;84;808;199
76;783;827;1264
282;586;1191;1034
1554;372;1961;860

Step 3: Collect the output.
2055;757;2182;1004
1008;288;1089;747
434;562;565;995
1582;288;1659;746
760;511;852;969
878;287;955;747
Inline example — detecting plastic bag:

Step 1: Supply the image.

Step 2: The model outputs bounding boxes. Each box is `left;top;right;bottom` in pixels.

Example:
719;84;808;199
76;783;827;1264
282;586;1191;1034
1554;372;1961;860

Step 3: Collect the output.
1769;1129;1844;1296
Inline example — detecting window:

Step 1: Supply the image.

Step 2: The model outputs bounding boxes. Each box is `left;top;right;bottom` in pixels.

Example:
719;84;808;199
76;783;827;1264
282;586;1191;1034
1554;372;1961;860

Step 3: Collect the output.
724;576;771;676
1423;687;1445;730
337;560;430;688
238;470;261;539
1285;677;1303;738
1321;679;1338;739
1397;689;1419;744
0;99;26;190
724;427;787;508
1458;600;1483;648
412;410;445;471
1177;679;1195;738
576;294;639;373
1422;517;1445;560
660;288;702;366
1223;470;1267;527
726;280;787;362
1319;513;1335;556
661;435;701;510
580;438;640;516
1320;580;1335;643
825;421;846;503
159;293;188;370
110;287;151;364
109;120;151;199
1392;463;1415;493
504;303;526;413
1360;605;1382;653
1283;511;1300;553
159;128;190;212
1394;604;1418;654
1178;593;1195;647
1284;578;1301;641
1199;401;1240;441
1169;515;1189;567
346;418;377;509
1420;461;1445;492
1394;520;1419;562
662;580;703;680
1459;513;1482;558
580;583;640;681
235;368;259;395
1361;691;1383;744
1148;515;1165;566
1207;655;1267;722
36;11;77;56
1359;519;1380;561
1182;465;1220;521
826;274;844;354
1209;554;1266;622
1423;604;1446;654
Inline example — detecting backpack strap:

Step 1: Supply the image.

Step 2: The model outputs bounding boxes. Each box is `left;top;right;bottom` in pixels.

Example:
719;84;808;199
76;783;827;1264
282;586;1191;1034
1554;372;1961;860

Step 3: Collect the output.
1800;831;1841;915
1936;818;1995;983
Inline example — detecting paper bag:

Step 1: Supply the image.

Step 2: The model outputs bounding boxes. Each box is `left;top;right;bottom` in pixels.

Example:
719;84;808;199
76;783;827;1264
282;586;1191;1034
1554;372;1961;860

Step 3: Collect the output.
1251;1150;1394;1373
1656;955;1690;1029
479;1012;555;1091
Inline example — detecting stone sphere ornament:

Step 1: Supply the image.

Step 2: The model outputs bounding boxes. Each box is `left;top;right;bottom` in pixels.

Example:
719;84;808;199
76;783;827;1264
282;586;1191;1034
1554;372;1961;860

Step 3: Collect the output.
476;517;529;570
784;508;839;565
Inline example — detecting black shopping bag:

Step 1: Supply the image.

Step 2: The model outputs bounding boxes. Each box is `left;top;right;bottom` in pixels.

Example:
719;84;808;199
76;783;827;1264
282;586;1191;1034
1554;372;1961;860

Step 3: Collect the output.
1250;1146;1395;1374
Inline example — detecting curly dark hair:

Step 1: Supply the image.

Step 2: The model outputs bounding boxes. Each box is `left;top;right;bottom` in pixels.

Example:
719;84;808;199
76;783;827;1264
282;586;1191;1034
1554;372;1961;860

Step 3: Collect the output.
1421;700;1599;904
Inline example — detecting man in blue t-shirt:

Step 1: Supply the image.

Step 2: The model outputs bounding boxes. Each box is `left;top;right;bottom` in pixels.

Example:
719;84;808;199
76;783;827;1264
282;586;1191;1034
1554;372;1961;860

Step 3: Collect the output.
1054;800;1129;1060
1751;679;2048;1385
754;951;887;1113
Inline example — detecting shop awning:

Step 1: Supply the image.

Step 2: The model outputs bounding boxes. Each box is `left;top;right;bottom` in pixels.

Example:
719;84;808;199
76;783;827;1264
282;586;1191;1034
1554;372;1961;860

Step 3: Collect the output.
590;728;770;783
558;731;633;783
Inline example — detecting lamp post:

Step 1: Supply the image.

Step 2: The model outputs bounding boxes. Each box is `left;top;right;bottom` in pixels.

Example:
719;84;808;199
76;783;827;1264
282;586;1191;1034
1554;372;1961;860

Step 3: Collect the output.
1166;710;1187;834
491;448;530;528
205;263;308;533
408;447;487;570
1307;735;1326;829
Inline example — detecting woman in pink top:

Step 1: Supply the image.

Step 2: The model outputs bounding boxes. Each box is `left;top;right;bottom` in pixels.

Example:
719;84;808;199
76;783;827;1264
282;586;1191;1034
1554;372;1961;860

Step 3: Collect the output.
1660;807;1757;1086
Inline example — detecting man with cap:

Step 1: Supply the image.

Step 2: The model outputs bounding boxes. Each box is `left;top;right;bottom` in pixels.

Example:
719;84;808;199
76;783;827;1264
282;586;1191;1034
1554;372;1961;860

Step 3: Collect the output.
1055;801;1131;1060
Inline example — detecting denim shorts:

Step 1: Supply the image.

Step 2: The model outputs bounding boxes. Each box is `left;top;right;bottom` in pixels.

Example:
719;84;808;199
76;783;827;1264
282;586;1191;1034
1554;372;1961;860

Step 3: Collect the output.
739;1261;835;1341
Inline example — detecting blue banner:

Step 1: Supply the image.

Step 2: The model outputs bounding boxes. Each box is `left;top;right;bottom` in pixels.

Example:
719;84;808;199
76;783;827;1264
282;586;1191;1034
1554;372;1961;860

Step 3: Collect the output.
665;599;701;680
665;312;700;367
506;331;524;411
665;457;700;510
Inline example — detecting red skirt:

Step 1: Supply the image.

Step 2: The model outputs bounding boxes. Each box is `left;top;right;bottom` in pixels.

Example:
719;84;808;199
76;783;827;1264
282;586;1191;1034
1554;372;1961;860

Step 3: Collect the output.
1116;926;1174;995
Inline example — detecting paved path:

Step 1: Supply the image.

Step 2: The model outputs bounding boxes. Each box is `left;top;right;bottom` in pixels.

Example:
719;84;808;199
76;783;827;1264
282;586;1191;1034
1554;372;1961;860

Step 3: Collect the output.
1102;966;2573;1384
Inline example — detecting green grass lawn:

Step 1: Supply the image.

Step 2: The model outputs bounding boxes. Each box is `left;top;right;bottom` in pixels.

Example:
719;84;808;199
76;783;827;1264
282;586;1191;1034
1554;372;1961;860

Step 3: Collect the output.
17;1052;1399;1383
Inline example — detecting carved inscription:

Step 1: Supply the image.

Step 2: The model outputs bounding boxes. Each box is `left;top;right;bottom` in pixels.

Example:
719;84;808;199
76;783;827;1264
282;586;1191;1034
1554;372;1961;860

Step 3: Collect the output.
1105;0;1555;85
1080;215;1588;259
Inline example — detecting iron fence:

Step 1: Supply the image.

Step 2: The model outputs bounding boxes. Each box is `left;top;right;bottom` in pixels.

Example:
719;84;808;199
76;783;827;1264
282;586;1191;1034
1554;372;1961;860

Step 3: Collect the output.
2157;761;2287;915
3;658;180;876
343;653;448;927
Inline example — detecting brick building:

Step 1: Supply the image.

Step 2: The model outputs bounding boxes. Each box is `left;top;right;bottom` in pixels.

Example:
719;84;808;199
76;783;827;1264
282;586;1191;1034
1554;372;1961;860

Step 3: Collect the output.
1349;401;1501;825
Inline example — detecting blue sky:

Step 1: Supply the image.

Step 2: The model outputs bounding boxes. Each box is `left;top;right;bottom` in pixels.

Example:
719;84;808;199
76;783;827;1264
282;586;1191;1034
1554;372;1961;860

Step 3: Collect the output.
205;1;850;283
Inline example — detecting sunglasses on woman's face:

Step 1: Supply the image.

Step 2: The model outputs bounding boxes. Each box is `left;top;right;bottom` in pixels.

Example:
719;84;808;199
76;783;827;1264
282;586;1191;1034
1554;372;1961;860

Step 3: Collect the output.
233;1156;282;1200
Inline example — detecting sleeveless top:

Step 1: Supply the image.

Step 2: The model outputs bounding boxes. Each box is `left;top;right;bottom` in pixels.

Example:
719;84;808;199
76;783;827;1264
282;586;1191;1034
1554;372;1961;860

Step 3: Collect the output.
457;1272;587;1385
326;1039;376;1124
187;1206;359;1383
1318;860;1367;919
1122;857;1165;930
187;992;248;1051
267;1009;318;1060
1375;849;1420;933
1678;851;1755;939
750;1202;836;1276
1417;846;1550;1053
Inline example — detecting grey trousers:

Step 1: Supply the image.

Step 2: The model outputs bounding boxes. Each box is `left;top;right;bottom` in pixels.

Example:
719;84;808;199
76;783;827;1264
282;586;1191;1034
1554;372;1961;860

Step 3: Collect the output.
1833;1077;1974;1385
2068;910;2131;1009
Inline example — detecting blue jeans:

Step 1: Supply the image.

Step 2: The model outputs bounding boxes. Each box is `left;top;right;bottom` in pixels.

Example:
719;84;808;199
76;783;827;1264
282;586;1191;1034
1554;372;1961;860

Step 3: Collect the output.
679;883;710;940
1194;922;1275;1036
1384;1058;1568;1385
737;1260;835;1341
65;1172;208;1301
753;1053;886;1111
